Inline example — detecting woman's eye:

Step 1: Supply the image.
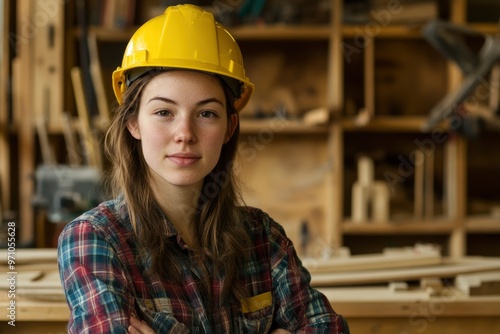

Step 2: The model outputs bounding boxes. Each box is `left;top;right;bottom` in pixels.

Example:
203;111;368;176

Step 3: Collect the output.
200;110;217;118
155;109;171;116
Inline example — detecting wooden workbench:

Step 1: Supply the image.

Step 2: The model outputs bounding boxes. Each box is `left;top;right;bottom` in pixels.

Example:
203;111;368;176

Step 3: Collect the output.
1;291;499;333
2;249;500;332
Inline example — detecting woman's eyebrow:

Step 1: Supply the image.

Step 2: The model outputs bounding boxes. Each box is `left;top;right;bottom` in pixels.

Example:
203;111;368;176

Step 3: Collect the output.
148;96;177;105
196;98;224;107
148;96;224;107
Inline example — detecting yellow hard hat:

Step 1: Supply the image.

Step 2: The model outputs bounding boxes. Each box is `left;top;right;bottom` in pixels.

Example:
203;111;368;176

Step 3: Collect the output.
112;4;254;112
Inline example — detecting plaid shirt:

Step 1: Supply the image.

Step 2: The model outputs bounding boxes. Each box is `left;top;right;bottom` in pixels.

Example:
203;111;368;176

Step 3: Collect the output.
58;198;349;333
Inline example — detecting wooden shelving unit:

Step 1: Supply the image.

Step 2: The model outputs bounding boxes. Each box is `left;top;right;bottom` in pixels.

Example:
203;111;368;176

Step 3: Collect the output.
3;0;500;255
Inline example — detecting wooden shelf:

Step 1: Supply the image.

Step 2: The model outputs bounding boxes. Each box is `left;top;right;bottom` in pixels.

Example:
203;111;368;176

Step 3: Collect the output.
240;118;329;134
230;25;330;40
468;23;500;35
466;216;500;233
342;25;426;39
83;22;497;43
81;24;332;42
77;26;136;42
341;116;448;133
343;220;455;235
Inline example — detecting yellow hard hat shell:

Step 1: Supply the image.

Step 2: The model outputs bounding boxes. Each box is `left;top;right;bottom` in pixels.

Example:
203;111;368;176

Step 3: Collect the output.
112;4;254;112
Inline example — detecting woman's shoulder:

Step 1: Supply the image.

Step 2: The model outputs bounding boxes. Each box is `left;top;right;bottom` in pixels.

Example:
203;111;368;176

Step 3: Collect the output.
238;206;288;240
61;198;133;240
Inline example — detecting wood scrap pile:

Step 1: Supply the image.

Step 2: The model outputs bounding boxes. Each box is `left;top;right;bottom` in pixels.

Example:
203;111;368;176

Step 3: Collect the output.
0;248;64;302
304;243;500;300
1;245;500;305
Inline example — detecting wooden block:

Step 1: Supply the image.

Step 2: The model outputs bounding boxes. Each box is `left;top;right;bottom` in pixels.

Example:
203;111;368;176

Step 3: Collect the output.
389;281;408;292
303;107;329;125
456;270;500;296
420;277;443;295
351;182;370;223
372;181;389;222
357;156;374;186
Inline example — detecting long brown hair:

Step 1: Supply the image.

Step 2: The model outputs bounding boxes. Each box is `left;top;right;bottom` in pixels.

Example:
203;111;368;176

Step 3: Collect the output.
104;69;251;303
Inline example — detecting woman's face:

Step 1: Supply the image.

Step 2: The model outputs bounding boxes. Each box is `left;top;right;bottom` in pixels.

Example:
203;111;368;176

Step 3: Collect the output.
127;70;236;191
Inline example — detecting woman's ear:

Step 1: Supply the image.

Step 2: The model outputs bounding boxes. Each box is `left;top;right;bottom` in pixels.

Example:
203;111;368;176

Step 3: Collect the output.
127;120;141;140
225;113;238;143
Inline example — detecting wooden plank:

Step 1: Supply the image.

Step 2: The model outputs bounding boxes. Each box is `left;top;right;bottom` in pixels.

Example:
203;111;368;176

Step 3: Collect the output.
311;257;500;287
448;136;467;257
305;245;441;274
0;0;10;212
87;33;110;126
414;150;424;219
70;67;101;169
61;112;82;166
327;292;500;317
325;123;343;252
35;117;55;165
0;270;62;290
363;36;375;119
33;0;64;131
0;300;70;321
424;147;434;220
319;285;432;301
0;248;57;264
323;0;344;252
16;0;35;246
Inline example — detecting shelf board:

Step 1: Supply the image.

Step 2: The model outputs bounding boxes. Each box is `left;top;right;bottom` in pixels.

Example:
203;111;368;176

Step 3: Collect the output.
466;216;500;233
341;116;447;132
343;220;455;234
342;25;425;39
240;118;329;134
468;23;500;35
82;25;332;42
83;26;136;42
230;25;331;40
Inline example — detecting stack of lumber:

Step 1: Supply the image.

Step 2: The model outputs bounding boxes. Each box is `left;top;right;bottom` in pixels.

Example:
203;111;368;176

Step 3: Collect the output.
304;243;500;300
0;248;64;302
2;245;500;303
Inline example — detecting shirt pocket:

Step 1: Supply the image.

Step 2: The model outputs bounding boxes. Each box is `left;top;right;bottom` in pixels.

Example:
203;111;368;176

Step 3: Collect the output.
239;291;274;334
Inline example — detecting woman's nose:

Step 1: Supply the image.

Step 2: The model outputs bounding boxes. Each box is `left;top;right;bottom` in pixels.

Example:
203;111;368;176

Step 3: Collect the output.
174;117;196;143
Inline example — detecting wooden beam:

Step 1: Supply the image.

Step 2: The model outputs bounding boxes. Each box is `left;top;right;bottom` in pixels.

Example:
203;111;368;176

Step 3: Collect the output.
364;36;375;119
311;257;500;287
33;0;64;131
87;33;110;126
306;245;441;274
16;0;35;246
0;0;10;212
70;67;101;169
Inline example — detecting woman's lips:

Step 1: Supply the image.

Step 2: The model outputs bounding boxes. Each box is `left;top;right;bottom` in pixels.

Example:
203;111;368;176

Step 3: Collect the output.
167;153;201;166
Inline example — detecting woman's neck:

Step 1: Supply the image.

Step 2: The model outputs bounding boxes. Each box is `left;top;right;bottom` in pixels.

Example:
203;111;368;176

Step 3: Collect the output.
151;178;202;247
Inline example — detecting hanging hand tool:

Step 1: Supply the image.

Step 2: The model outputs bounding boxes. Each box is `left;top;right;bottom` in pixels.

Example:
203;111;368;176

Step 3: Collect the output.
422;19;500;134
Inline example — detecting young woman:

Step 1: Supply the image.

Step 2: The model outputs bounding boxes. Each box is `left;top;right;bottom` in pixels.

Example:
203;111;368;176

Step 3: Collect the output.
58;4;349;333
